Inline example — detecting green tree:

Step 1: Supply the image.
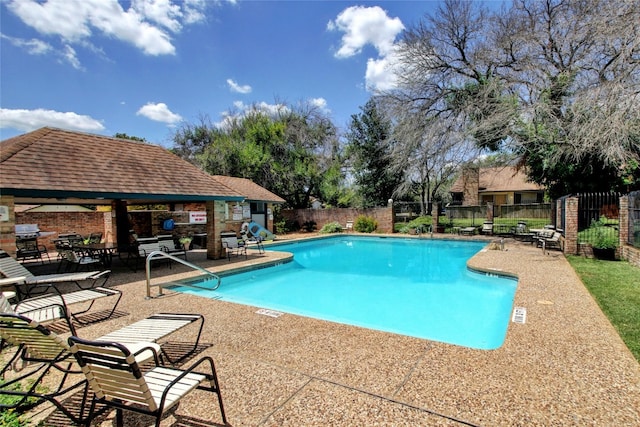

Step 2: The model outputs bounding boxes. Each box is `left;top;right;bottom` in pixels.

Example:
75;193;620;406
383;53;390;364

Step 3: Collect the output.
390;0;640;196
114;133;147;142
170;103;342;208
345;98;402;207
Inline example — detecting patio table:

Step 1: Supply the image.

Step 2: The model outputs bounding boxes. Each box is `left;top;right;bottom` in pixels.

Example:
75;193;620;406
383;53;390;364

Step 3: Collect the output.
73;242;118;268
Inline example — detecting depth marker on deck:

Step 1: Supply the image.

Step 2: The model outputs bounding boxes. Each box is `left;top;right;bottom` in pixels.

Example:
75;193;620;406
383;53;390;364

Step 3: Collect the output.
256;308;284;318
512;307;527;324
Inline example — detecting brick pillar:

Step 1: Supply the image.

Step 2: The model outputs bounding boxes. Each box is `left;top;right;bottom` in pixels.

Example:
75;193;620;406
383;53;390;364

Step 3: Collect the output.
432;203;440;233
388;200;396;234
462;166;480;206
266;203;274;234
619;196;629;250
206;200;226;260
0;195;16;257
564;196;579;255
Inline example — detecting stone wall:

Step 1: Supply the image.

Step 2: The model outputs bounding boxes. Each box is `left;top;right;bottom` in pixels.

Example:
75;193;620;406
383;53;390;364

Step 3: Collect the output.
281;206;395;233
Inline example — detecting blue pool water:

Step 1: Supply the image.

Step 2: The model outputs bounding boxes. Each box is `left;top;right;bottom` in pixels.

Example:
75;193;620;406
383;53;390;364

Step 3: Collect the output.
173;236;517;350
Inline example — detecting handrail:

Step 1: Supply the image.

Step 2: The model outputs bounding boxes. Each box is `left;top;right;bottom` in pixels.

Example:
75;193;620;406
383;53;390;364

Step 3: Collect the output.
145;250;221;299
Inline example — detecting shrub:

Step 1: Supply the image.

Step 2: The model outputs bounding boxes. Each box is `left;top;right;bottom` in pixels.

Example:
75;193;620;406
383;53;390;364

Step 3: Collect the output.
319;222;344;234
398;216;432;234
274;218;288;234
354;215;378;233
302;220;317;232
590;217;619;249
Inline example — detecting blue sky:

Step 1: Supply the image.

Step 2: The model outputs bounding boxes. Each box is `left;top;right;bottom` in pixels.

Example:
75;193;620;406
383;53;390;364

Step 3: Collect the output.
0;0;444;147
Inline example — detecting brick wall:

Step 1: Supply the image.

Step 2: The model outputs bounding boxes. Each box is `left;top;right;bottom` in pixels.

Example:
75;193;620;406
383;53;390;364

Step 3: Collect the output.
281;206;395;233
15;211;108;251
0;195;16;257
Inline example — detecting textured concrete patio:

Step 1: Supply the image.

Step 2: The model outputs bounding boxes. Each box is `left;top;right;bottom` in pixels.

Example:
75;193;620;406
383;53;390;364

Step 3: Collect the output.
10;234;640;426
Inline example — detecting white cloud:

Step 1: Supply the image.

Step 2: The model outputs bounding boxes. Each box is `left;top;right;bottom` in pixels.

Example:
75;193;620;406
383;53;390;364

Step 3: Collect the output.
136;102;182;124
328;6;404;92
0;108;105;132
227;79;252;94
1;33;86;69
62;44;83;70
310;97;331;113
364;47;403;92
0;33;52;55
132;0;183;33
328;6;404;58
3;0;214;59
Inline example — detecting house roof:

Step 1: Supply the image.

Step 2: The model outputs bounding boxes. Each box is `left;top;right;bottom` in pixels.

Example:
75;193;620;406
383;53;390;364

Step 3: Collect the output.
212;175;285;204
1;127;245;204
450;166;543;193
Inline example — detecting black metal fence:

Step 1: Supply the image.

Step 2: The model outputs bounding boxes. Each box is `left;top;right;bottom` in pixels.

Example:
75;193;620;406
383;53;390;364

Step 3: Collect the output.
445;205;488;226
577;192;622;245
629;190;640;248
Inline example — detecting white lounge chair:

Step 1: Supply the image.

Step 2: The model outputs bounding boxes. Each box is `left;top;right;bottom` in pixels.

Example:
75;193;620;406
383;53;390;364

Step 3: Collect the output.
0;255;110;299
0;311;203;423
68;334;227;427
1;285;122;326
481;221;493;235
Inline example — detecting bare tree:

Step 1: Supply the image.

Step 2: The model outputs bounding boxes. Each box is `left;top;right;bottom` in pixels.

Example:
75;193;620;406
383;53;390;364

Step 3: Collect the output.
385;0;639;195
501;0;640;167
387;109;482;215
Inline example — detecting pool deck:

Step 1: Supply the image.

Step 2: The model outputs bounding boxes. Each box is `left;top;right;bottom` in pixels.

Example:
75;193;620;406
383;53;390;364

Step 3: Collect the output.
11;233;640;426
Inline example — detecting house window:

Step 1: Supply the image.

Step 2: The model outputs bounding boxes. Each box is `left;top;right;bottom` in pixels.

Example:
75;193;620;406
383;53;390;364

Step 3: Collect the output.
251;202;266;214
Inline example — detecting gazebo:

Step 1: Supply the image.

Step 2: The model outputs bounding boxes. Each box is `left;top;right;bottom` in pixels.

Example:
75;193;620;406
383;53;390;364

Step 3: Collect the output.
0;127;282;259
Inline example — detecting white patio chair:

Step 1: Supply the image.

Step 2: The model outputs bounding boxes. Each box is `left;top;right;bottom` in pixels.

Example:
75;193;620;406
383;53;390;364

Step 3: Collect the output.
68;336;228;427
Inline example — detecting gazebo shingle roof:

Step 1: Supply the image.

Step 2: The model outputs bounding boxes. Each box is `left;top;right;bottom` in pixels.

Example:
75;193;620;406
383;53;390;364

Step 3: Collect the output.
1;127;244;202
212;175;285;204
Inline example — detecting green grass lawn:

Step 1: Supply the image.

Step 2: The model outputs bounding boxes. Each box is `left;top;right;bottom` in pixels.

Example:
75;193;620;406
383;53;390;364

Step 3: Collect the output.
566;256;640;362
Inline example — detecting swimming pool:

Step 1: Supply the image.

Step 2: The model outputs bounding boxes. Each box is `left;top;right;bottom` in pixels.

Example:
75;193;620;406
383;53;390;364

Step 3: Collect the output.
172;236;517;350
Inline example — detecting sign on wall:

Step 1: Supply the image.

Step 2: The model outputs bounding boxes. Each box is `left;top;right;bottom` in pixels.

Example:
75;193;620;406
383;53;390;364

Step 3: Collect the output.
189;211;207;224
232;204;243;221
0;206;8;222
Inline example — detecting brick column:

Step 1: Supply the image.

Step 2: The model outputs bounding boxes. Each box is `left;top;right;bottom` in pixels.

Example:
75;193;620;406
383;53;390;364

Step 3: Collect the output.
432;203;440;233
619;196;629;250
564;196;579;255
206;200;226;260
0;195;16;257
388;200;396;233
266;203;273;234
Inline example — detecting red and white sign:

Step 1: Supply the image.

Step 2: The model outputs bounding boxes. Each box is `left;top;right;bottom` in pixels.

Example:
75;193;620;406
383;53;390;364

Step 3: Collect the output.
189;211;207;224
